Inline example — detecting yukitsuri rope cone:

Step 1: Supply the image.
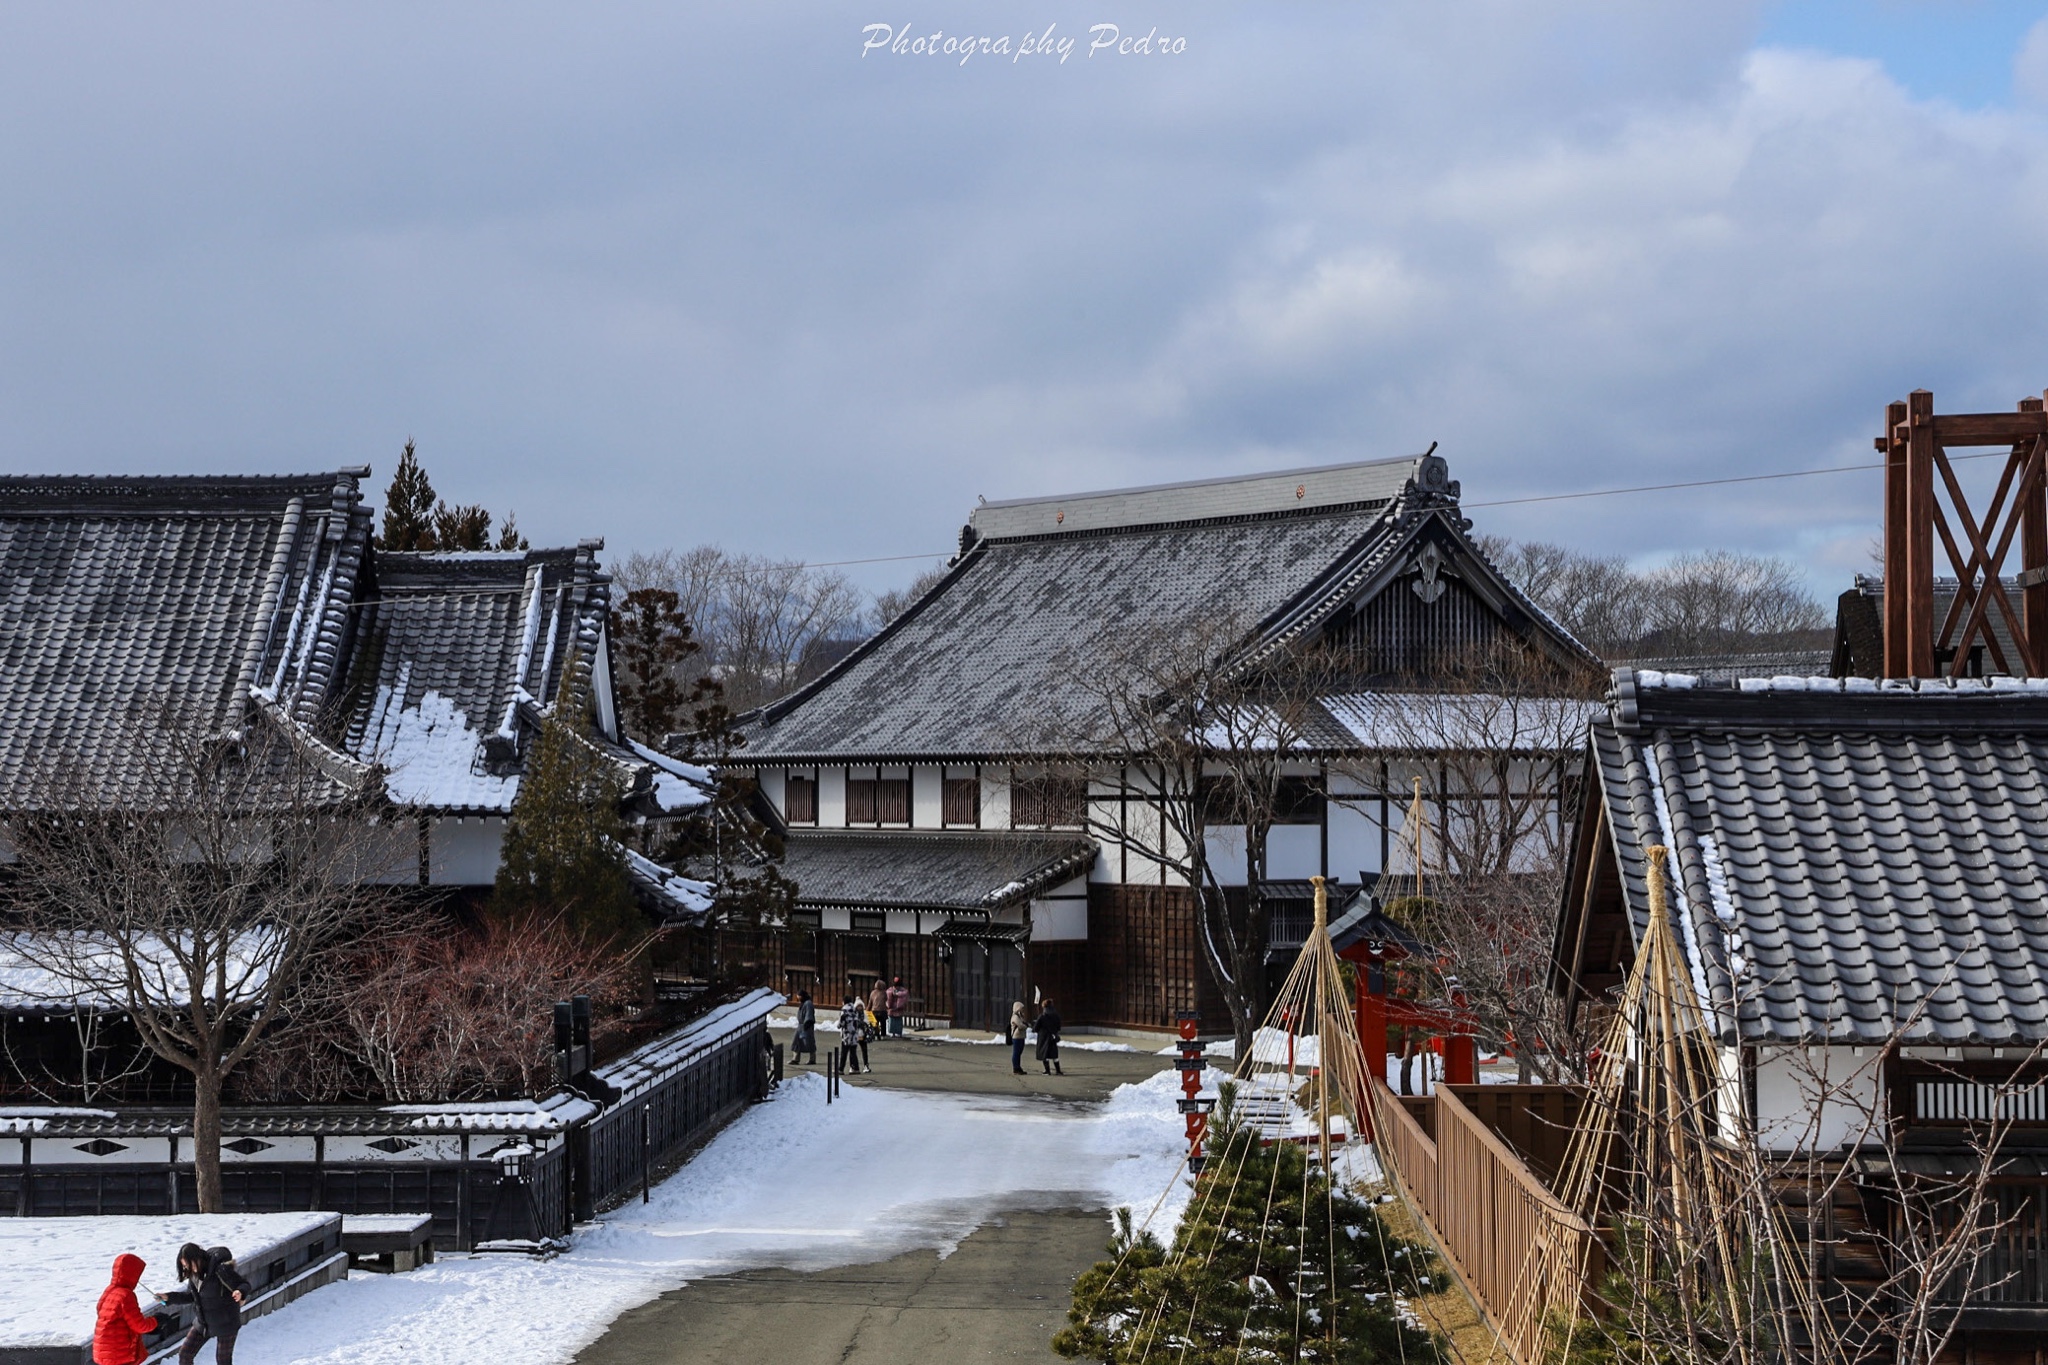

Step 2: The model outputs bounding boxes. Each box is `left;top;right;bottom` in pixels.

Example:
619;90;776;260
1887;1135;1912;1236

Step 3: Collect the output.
1064;876;1430;1364
1529;846;1843;1365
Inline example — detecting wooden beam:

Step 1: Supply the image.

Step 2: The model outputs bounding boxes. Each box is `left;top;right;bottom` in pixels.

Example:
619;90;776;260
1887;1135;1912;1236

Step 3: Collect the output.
1883;398;1910;677
1926;411;2048;445
1907;389;1937;677
2025;398;2048;676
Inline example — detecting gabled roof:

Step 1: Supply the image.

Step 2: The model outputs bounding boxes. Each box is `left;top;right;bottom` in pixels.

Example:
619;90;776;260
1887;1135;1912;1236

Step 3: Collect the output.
338;545;614;813
1558;668;2048;1046
0;471;375;807
742;455;1597;762
781;830;1096;913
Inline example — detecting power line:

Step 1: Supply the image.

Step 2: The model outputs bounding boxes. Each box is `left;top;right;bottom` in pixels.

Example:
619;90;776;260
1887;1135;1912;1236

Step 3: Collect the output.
802;450;2013;568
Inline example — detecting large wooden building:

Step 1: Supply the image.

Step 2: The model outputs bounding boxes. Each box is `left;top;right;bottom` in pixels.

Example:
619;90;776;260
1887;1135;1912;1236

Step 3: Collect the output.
737;454;1598;1031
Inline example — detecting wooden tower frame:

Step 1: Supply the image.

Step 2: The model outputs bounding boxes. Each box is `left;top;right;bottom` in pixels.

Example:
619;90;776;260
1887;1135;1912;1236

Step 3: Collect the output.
1879;388;2048;679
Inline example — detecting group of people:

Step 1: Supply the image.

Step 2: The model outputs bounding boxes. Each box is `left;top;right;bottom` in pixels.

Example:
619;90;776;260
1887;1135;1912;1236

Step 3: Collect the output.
94;1243;248;1365
787;975;912;1073
785;983;1067;1078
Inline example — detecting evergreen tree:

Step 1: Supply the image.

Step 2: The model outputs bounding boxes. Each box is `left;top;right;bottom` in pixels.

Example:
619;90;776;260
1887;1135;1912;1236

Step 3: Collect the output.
1056;1093;1444;1365
497;512;529;551
612;587;701;741
493;697;643;947
433;502;494;551
380;439;440;550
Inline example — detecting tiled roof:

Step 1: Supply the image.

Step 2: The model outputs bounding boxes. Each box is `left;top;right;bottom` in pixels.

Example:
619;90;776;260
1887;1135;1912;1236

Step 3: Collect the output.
1579;667;2048;1045
338;547;612;812
782;830;1096;912
0;472;374;807
743;460;1597;762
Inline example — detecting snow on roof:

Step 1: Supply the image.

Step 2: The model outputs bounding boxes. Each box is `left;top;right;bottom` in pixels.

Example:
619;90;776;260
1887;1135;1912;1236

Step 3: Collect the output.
626;738;713;814
358;674;519;811
0;1106;116;1134
1;1212;336;1350
1632;668;2048;695
377;1096;597;1133
0;932;276;1010
595;987;781;1098
620;844;715;921
1317;692;1598;752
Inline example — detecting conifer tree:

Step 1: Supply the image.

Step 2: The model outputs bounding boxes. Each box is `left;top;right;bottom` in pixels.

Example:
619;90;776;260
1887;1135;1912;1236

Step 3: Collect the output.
497;512;529;551
380;439;440;550
1056;1093;1444;1365
612;588;701;741
433;502;494;551
493;686;642;947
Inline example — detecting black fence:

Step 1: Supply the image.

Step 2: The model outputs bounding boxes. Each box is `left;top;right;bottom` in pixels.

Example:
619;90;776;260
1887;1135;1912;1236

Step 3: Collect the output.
1;996;778;1251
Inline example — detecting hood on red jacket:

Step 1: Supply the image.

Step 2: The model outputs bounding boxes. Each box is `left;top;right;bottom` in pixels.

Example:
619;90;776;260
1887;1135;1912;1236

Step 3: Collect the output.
110;1253;145;1290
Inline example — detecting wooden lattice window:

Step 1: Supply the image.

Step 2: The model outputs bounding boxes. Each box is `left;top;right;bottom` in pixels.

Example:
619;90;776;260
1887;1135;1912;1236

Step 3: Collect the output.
785;775;818;824
1013;776;1085;828
846;779;909;824
943;778;979;826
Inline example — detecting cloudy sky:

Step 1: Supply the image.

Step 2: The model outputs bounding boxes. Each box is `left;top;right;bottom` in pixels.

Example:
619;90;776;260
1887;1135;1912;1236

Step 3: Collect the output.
4;1;2048;598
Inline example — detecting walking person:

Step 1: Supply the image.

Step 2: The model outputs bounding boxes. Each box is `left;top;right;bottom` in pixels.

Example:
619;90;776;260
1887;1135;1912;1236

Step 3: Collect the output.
92;1253;158;1365
885;976;909;1038
792;990;817;1066
1006;1001;1029;1074
164;1244;247;1365
1034;999;1063;1076
838;993;865;1073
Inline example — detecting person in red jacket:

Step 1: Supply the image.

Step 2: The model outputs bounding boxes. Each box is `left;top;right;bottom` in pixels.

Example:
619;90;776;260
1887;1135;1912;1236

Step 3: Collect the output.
93;1253;159;1365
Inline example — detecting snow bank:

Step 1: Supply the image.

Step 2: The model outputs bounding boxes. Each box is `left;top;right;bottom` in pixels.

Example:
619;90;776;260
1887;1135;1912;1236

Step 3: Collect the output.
0;1212;333;1349
225;1069;1202;1365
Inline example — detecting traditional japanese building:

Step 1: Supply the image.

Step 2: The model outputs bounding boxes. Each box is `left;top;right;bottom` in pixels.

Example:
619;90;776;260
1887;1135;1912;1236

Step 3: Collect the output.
0;470;709;913
738;453;1599;1032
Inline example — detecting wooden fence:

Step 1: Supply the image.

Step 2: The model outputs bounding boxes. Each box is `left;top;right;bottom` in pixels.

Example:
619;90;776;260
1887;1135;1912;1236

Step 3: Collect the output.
1371;1078;1603;1365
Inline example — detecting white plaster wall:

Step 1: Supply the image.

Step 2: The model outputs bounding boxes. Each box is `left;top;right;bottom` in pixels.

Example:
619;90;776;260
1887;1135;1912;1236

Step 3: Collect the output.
1326;799;1382;883
912;765;942;828
430;818;506;886
885;909;922;936
1030;874;1090;941
820;767;847;827
1205;826;1249;885
759;768;785;813
1754;1046;1885;1152
34;1136;176;1166
820;906;851;931
352;821;422;885
982;766;1010;828
221;1136;318;1162
324;1134;466;1163
1267;825;1322;879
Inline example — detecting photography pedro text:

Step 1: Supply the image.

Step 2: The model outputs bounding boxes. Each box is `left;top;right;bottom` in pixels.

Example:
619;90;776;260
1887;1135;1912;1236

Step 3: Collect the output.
860;22;1186;64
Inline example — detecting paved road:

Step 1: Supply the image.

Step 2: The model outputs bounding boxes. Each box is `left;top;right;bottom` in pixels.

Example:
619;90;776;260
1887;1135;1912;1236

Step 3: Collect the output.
571;1031;1172;1365
774;1025;1174;1102
576;1208;1109;1365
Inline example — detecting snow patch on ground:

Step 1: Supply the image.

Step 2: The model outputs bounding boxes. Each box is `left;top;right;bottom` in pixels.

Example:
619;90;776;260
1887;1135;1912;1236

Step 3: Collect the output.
217;1070;1196;1365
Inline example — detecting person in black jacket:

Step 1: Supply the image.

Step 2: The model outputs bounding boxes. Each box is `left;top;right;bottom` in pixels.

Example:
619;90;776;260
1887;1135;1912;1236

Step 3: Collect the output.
164;1243;248;1365
1034;1001;1063;1076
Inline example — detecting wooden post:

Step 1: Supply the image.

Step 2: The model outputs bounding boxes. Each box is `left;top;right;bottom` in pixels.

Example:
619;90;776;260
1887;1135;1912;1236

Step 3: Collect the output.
1355;956;1389;1088
2023;395;2048;676
1907;389;1937;678
1883;398;1911;677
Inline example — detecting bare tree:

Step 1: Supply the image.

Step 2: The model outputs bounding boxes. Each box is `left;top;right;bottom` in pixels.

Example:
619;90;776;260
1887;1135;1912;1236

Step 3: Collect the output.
870;562;950;629
1478;536;1827;661
1051;618;1344;1056
611;546;865;711
2;708;396;1210
1335;642;1601;1081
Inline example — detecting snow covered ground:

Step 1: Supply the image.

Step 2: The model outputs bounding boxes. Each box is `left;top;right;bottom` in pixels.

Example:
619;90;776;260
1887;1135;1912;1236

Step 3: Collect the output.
1;1211;333;1350
203;1069;1207;1365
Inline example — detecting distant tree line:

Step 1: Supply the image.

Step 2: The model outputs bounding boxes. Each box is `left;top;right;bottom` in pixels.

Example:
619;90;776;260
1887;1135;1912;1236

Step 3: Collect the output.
1479;536;1828;661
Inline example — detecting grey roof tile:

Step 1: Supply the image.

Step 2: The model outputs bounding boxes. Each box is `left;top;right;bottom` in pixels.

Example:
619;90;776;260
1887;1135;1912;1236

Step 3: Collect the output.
782;830;1097;912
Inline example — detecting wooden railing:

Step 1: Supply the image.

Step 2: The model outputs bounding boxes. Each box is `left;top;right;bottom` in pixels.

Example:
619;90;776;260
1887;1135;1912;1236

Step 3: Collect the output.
1371;1078;1604;1365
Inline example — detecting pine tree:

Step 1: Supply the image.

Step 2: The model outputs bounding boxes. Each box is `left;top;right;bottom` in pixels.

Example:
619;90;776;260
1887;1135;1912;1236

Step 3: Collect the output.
612;588;701;741
1055;1093;1445;1364
493;697;643;947
496;513;529;551
379;439;440;551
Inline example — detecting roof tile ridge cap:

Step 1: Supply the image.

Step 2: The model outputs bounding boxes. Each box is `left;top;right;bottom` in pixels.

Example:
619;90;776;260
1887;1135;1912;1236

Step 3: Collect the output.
744;539;992;731
974;495;1396;547
1649;730;1737;1031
